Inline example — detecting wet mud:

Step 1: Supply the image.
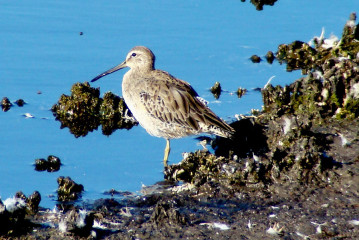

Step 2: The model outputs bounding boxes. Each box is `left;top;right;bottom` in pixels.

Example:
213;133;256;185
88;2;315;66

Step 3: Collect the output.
1;12;359;240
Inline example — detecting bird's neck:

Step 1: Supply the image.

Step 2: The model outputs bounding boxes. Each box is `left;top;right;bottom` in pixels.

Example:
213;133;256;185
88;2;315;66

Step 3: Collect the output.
129;66;154;76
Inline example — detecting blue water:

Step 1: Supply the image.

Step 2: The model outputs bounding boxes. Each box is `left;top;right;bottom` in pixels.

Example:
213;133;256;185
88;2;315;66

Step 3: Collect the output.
0;0;356;208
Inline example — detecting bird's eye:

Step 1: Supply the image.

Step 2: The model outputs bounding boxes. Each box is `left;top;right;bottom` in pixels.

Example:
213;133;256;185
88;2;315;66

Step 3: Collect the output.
131;53;137;57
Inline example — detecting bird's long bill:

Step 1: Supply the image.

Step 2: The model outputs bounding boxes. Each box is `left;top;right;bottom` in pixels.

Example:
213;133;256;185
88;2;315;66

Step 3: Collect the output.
90;61;127;82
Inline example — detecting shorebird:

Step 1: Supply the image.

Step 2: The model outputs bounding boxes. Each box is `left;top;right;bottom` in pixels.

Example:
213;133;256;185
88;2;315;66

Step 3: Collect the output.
91;46;234;166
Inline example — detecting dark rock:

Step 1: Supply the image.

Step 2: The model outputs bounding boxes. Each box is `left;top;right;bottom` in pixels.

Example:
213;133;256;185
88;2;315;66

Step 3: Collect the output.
35;155;61;172
1;97;12;112
244;0;278;11
0;192;40;236
27;191;41;214
236;87;247;98
210;81;222;99
265;51;275;63
35;158;48;171
57;176;84;201
15;99;25;107
250;54;261;63
47;155;61;172
15;191;41;214
276;41;318;73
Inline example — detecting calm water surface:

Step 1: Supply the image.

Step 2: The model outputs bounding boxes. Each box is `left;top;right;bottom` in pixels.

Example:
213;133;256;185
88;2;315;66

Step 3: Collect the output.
0;0;356;207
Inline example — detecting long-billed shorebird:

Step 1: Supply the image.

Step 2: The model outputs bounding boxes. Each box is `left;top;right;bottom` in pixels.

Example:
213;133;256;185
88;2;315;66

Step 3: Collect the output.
91;46;234;166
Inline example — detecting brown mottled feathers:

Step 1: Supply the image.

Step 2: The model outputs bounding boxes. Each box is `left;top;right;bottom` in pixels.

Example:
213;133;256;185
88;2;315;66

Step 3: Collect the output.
137;70;234;138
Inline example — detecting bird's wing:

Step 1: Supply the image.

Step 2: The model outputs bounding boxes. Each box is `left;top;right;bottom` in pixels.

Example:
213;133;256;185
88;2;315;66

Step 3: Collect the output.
139;70;234;136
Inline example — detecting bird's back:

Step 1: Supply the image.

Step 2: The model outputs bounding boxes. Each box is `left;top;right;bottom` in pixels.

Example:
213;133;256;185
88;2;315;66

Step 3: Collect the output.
122;69;234;139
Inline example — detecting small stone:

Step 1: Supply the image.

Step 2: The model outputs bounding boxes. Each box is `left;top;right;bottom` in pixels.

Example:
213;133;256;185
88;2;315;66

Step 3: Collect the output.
250;55;261;63
1;97;12;112
35;158;48;171
265;51;275;64
236;87;247;98
47;155;61;172
15;99;25;107
210;82;222;99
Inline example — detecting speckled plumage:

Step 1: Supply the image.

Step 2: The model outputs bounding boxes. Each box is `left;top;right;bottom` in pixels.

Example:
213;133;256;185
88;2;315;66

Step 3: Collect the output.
91;46;234;166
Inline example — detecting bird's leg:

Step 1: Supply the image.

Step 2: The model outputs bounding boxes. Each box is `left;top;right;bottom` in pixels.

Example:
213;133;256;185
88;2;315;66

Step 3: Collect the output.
163;139;170;167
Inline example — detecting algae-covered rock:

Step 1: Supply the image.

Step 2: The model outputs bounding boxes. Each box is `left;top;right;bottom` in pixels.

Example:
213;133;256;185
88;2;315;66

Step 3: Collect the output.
262;58;359;120
52;82;137;137
210;81;222;99
51;82;101;137
166;13;359;193
100;91;137;135
1;97;12;112
57;176;84;202
0;191;41;236
277;41;318;73
164;148;268;194
15;191;42;214
35;155;61;172
276;13;359;74
236;87;247;98
265;51;275;64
